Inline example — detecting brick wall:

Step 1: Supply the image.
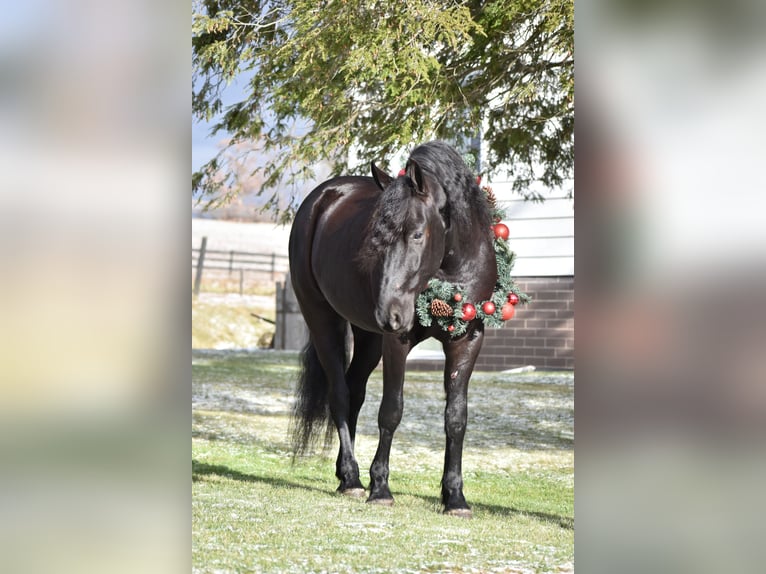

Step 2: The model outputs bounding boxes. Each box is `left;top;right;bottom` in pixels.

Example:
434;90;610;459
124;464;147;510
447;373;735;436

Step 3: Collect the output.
475;276;574;371
281;273;574;372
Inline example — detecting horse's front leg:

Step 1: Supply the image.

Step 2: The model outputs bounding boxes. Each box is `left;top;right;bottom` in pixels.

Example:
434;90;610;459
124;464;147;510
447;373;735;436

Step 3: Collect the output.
367;334;411;505
441;326;485;517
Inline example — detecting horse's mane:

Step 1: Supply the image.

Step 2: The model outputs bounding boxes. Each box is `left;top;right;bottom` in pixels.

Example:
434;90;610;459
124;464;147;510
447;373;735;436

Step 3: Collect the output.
357;141;492;271
408;141;493;233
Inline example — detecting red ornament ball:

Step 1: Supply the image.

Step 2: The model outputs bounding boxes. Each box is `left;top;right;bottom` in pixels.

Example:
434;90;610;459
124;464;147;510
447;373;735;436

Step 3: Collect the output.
398;168;406;176
447;324;455;332
461;303;476;321
507;292;520;306
493;223;510;240
501;302;516;321
482;301;496;315
453;292;462;302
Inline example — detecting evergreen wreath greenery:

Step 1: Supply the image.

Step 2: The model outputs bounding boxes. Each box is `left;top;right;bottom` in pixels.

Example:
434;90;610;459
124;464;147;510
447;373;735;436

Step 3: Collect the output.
415;183;531;338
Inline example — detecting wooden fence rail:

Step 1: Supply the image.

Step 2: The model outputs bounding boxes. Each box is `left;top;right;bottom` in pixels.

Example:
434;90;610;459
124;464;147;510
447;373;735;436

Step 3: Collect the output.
192;236;289;296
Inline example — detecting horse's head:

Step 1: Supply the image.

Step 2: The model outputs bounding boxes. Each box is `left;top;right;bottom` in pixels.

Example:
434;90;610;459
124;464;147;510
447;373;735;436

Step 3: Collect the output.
365;160;447;333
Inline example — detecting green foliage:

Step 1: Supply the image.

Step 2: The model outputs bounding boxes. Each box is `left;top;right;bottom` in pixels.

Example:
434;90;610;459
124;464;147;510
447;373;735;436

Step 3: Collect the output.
193;1;573;219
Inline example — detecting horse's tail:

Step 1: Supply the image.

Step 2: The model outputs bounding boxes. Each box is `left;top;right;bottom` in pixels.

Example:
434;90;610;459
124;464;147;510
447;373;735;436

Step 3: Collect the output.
290;339;334;457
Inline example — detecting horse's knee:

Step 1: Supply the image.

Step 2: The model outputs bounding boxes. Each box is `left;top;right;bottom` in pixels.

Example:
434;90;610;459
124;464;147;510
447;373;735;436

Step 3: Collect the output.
378;395;403;432
378;409;402;433
445;417;466;438
445;400;467;437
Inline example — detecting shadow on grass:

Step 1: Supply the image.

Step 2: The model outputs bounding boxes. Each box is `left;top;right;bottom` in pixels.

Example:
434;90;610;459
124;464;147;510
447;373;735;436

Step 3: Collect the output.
404;493;574;530
192;459;572;530
470;501;574;530
192;459;331;496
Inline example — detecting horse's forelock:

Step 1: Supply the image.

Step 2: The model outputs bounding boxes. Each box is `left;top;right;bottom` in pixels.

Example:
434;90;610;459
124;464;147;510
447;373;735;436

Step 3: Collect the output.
357;178;414;271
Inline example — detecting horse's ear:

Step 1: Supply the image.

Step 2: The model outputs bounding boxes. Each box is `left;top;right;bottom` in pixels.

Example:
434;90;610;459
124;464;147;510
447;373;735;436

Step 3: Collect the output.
406;159;428;197
371;162;393;190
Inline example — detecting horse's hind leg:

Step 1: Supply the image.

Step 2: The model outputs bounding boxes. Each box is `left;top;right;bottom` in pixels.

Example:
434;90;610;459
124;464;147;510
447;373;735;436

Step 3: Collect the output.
337;326;382;492
305;311;367;494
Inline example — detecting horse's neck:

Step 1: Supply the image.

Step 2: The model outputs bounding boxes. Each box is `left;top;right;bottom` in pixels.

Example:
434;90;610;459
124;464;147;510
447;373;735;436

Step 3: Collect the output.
438;225;496;295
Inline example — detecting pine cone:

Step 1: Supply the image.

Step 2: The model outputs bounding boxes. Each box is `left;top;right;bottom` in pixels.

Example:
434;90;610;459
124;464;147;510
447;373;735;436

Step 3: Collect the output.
483;185;497;209
430;298;454;317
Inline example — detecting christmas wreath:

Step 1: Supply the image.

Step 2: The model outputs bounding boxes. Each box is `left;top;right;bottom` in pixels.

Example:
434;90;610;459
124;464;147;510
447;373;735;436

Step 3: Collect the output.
415;182;531;338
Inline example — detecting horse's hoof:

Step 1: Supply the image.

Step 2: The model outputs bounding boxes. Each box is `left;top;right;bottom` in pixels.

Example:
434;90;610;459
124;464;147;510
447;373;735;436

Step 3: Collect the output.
444;507;473;518
339;487;366;498
367;498;394;506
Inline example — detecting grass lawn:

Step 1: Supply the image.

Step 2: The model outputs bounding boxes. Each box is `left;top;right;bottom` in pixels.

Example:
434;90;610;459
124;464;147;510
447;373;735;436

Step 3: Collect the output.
192;291;276;350
192;350;573;573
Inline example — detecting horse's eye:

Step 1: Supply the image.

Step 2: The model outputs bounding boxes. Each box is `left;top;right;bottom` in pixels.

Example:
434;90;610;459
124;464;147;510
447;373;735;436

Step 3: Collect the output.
412;231;424;240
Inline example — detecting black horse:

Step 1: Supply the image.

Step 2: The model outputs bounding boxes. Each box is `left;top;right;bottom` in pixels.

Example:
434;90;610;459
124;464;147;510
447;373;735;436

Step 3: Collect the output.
288;141;496;516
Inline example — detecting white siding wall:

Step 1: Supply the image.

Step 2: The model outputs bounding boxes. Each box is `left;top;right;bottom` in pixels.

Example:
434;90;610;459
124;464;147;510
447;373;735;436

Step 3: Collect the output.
490;181;574;277
349;141;574;278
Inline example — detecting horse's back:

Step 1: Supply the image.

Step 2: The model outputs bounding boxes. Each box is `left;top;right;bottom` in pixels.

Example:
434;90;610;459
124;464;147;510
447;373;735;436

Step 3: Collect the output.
289;176;378;270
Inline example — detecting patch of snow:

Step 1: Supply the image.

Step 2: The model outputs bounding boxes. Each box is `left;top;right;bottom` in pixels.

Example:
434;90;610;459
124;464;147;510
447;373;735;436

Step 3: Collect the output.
502;365;536;374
